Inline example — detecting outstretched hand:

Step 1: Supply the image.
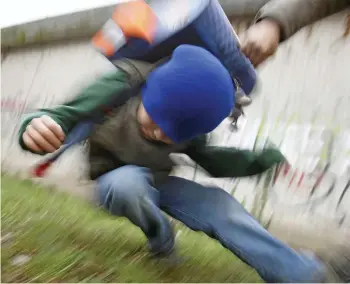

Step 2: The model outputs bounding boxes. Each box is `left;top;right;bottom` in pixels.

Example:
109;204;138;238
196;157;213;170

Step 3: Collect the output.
240;19;281;67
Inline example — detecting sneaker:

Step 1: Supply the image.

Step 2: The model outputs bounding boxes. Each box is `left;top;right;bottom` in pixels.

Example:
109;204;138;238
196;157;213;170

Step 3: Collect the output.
148;222;184;266
228;88;252;131
236;95;252;107
316;245;350;282
235;87;252;107
150;246;184;266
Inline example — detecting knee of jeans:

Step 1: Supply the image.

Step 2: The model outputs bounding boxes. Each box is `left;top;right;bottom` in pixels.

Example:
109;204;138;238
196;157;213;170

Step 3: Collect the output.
204;187;248;218
97;166;152;208
209;196;259;234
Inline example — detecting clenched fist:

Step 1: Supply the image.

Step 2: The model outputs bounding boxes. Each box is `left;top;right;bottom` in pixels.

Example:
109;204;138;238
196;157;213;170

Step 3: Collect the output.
22;115;65;154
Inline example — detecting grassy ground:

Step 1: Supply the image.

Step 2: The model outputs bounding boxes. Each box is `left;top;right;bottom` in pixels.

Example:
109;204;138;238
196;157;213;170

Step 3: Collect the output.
1;174;262;283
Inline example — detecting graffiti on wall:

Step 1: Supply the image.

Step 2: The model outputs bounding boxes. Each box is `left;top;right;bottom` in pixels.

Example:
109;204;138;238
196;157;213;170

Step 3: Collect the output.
1;98;35;152
1;98;32;113
250;120;350;229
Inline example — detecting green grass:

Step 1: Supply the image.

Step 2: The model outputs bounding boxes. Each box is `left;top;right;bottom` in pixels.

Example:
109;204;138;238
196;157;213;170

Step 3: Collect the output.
1;174;262;283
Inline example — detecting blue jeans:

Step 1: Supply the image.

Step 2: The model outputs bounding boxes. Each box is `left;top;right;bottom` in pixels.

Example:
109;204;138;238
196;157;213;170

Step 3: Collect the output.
96;165;325;282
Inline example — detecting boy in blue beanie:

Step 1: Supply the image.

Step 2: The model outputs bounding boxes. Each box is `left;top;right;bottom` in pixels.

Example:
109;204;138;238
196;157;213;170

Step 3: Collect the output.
140;45;233;143
18;45;339;282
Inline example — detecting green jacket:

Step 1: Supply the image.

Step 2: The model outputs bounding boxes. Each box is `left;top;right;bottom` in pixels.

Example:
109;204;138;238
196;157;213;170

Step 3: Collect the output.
256;0;349;41
18;65;285;180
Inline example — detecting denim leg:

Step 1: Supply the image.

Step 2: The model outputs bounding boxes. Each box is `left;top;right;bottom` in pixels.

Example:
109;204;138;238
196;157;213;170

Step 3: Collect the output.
96;165;174;254
158;176;325;283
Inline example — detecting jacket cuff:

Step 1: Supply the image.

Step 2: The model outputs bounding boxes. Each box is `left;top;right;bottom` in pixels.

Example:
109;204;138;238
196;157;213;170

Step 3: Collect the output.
254;2;291;42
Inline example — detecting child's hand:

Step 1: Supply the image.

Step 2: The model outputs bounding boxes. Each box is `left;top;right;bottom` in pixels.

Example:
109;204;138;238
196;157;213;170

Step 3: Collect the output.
22;115;65;154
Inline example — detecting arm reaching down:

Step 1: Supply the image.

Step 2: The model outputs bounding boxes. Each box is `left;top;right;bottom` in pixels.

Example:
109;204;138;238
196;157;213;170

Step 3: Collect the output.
241;0;349;66
255;0;349;41
184;137;286;178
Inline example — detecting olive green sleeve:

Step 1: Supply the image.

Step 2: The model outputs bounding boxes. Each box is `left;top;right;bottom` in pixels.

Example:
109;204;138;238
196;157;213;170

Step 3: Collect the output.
18;70;131;153
185;137;286;178
255;0;348;41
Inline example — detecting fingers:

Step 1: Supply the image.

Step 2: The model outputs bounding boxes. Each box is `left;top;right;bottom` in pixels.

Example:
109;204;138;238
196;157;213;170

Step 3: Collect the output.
242;41;271;67
241;38;264;67
22;131;43;154
240;36;253;61
26;124;58;153
250;44;263;67
41;115;65;142
241;36;260;67
240;32;276;67
23;115;65;154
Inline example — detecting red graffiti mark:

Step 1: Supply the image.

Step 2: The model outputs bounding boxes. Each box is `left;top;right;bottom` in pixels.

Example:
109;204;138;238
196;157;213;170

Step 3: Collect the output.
273;162;327;192
294;170;326;191
1;99;27;110
288;169;298;188
297;172;305;188
1;98;33;113
283;164;291;176
273;163;292;184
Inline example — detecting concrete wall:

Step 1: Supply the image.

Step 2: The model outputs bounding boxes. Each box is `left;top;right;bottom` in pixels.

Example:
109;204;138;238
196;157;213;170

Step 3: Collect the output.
1;7;350;246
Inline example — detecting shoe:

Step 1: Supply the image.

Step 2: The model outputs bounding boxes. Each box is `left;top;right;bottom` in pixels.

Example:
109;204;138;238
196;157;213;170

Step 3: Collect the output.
228;89;252;131
316;245;350;282
236;95;252;107
235;87;252;107
150;246;184;266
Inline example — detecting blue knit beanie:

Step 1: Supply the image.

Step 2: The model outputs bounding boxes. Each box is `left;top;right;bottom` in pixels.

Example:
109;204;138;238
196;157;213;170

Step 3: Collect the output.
142;45;235;143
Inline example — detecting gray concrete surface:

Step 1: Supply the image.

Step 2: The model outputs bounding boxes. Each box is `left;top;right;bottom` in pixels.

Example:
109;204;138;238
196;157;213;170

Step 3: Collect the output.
2;9;350;246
